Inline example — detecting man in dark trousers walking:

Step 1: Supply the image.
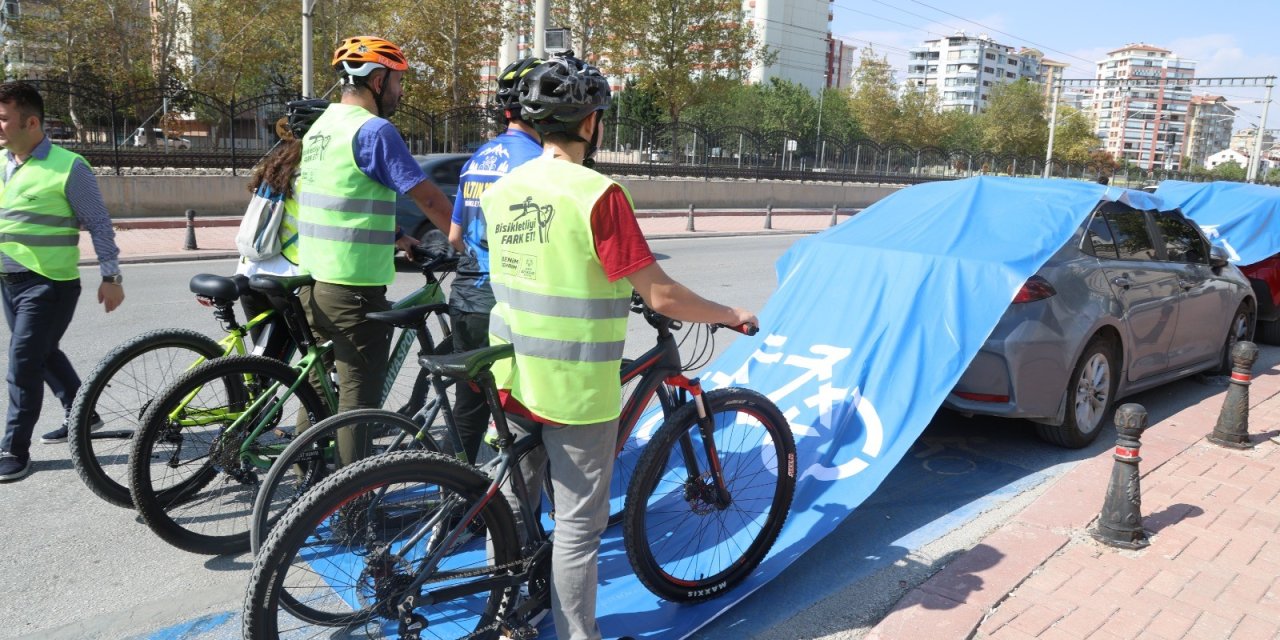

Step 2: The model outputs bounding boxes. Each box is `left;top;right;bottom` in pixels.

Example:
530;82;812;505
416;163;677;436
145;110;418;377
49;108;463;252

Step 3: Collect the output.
0;81;125;482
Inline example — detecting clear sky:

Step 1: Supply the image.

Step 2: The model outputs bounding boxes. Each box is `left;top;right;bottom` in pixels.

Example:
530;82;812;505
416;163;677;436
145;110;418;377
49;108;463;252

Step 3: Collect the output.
830;0;1280;129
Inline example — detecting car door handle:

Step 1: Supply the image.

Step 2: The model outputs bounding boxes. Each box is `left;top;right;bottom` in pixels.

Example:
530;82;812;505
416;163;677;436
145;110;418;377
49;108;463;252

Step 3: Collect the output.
1111;276;1132;289
1177;278;1196;290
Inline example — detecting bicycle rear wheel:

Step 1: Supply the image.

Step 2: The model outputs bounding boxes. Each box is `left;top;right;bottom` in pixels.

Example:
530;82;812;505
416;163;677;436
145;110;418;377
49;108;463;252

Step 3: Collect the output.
130;355;330;555
69;328;223;508
250;408;437;555
623;387;796;603
244;450;520;637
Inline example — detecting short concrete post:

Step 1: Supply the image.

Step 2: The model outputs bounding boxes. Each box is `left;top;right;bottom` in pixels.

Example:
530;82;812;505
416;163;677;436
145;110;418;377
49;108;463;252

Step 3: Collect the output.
829;204;839;227
1209;340;1258;449
1091;403;1150;549
685;203;696;232
764;202;773;230
183;209;198;251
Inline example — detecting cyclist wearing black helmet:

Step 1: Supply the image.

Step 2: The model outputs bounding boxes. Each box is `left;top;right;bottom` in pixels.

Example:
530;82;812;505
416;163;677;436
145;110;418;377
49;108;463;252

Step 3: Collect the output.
445;57;544;464
233;99;329;352
480;52;756;640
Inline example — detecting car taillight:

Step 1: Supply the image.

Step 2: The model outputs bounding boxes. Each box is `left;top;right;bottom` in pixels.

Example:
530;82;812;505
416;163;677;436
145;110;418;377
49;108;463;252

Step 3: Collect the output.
1013;276;1056;304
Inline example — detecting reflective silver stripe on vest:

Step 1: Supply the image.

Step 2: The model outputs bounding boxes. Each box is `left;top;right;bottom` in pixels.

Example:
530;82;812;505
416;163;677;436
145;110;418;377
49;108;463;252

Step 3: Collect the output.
490;283;629;320
296;191;395;216
298;221;395;246
490;315;624;363
0;210;78;229
0;232;78;247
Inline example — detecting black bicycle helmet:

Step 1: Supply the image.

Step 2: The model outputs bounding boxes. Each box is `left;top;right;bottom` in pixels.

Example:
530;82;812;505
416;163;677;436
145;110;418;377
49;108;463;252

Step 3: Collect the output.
286;98;329;139
496;56;544;113
519;51;611;136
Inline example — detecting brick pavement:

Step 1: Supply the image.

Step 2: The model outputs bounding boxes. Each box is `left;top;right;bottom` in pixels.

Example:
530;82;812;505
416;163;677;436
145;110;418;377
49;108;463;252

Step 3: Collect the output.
868;363;1280;640
80;208;845;265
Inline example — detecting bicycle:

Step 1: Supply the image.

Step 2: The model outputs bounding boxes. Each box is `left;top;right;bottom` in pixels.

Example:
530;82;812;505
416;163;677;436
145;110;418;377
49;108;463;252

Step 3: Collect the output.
243;300;796;638
67;273;294;508
247;309;469;555
127;256;457;555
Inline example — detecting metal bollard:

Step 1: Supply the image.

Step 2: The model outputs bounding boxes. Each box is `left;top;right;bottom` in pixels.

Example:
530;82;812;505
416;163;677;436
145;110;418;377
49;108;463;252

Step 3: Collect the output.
764;202;773;230
685;203;696;232
183;209;198;251
829;204;839;227
1209;340;1258;449
1091;403;1151;549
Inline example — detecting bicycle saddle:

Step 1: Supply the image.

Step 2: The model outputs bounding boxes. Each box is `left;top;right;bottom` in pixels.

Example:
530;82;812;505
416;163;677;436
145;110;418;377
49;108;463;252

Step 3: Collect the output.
366;303;450;329
420;344;514;380
189;274;251;303
249;274;315;296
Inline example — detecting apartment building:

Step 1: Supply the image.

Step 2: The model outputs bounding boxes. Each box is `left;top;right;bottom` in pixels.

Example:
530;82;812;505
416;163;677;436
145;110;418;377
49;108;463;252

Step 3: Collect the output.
905;32;1043;113
828;37;855;89
1039;56;1069;99
742;0;833;92
1184;95;1235;168
1092;43;1195;171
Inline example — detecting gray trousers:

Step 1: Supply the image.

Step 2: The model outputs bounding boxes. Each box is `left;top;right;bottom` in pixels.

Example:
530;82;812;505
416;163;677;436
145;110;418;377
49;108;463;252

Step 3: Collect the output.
503;417;618;640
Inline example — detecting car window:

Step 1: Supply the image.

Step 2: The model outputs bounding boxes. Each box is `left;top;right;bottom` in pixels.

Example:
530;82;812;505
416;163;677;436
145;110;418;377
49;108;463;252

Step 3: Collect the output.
1152;211;1209;264
432;159;465;186
1085;213;1120;259
1102;208;1158;261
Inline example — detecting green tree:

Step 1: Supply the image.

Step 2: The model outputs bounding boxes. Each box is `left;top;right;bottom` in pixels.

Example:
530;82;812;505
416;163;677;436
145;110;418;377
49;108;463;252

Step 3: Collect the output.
896;86;950;148
979;79;1048;158
848;48;898;143
1264;167;1280;184
939;109;983;151
1211;159;1247;181
605;0;768;124
384;0;509;110
1051;106;1100;166
187;0;298;97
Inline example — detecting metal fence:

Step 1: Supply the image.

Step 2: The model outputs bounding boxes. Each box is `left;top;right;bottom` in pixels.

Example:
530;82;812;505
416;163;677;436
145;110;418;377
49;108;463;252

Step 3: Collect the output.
28;80;1279;187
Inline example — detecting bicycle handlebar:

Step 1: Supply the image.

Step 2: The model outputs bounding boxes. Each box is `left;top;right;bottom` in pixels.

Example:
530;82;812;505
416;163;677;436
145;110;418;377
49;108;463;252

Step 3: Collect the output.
629;291;759;336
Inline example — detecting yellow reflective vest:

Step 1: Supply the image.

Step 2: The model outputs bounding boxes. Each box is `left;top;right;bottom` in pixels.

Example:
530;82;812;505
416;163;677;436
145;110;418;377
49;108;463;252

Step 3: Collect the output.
0;145;84;281
296;104;397;286
481;157;633;425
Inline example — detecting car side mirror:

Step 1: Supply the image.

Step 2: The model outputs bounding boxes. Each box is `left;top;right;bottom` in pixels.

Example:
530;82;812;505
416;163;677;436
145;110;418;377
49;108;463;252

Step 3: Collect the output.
1209;245;1230;270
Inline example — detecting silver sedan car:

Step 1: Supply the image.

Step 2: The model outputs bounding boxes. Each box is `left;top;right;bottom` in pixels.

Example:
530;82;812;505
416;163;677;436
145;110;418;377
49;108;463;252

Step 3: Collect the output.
944;200;1255;448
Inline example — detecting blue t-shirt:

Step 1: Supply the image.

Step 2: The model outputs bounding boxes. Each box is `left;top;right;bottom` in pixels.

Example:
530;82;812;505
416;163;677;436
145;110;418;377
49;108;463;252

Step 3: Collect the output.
449;129;542;313
354;118;427;195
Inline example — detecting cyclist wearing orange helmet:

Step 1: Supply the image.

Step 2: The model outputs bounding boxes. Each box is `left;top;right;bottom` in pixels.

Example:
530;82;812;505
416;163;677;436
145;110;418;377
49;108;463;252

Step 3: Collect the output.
293;36;453;463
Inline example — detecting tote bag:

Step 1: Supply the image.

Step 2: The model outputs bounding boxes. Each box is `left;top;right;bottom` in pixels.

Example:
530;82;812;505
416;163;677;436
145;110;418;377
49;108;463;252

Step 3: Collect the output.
235;184;286;261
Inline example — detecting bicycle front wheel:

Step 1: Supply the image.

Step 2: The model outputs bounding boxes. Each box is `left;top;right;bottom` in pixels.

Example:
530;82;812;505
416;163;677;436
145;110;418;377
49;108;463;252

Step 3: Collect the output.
244;450;520;637
249;408;437;555
623;387;796;603
69;328;224;508
130;355;330;555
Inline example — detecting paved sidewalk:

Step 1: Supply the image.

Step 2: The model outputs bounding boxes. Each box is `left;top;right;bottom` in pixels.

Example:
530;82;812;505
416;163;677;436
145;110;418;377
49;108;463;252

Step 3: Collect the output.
83;208;847;265
868;366;1280;639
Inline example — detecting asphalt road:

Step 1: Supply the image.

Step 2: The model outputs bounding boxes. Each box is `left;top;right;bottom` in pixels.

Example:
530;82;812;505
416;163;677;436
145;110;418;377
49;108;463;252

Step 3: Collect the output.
0;234;1265;639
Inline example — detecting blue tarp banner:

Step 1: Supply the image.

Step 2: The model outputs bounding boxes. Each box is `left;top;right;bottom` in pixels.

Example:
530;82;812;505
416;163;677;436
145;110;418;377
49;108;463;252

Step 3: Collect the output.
1156;180;1280;266
579;178;1169;638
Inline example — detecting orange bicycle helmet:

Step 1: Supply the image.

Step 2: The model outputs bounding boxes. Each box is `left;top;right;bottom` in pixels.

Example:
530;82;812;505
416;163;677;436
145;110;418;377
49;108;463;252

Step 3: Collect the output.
332;36;408;77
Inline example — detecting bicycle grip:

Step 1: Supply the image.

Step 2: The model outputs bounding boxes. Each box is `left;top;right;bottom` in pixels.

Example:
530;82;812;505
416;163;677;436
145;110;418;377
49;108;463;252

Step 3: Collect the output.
718;322;758;336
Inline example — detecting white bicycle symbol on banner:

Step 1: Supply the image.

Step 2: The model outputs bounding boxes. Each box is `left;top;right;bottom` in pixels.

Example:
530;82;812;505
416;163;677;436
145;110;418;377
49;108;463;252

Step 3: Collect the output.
705;334;885;482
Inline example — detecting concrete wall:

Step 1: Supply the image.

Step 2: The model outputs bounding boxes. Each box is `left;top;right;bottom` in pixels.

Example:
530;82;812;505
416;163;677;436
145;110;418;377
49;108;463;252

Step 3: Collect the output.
98;175;902;218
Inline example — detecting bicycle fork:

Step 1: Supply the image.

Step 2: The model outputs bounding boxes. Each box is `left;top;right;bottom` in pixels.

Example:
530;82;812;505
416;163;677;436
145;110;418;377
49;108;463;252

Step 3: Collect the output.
666;375;733;510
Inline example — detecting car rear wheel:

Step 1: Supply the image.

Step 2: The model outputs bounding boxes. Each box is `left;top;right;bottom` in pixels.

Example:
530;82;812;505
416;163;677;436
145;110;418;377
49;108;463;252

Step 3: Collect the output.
1217;303;1255;375
1036;336;1117;449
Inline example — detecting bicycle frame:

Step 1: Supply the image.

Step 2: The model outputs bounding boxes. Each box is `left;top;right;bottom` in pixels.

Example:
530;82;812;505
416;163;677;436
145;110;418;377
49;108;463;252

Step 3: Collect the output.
161;268;452;473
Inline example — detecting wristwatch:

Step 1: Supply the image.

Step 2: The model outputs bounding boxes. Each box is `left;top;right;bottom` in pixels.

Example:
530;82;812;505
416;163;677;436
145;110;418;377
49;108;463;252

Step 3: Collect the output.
102;273;124;285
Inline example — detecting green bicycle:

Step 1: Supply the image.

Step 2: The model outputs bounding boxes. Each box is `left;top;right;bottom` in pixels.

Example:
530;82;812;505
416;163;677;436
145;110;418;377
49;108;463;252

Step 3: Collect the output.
127;257;456;555
68;274;294;508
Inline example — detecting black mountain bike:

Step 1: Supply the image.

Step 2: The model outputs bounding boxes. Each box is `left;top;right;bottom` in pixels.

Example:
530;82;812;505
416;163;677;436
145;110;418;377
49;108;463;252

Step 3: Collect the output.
244;299;796;638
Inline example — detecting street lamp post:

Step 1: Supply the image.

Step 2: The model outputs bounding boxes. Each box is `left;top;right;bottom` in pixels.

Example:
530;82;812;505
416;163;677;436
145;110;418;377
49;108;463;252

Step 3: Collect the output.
301;0;315;97
815;74;826;169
